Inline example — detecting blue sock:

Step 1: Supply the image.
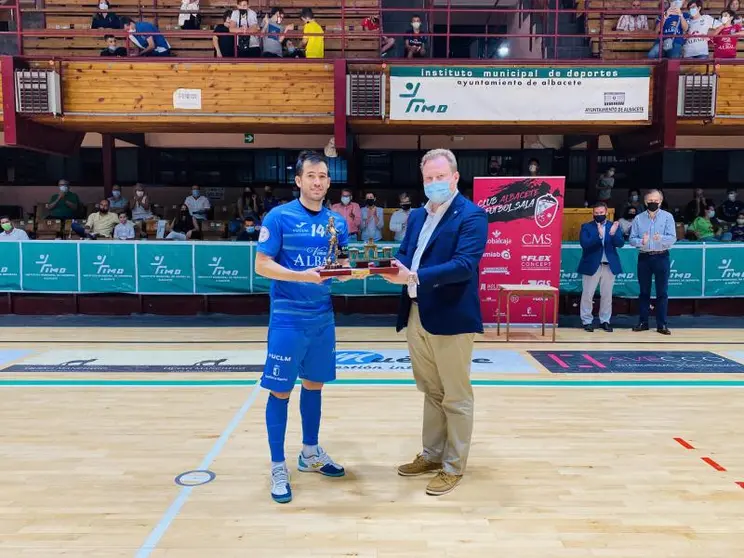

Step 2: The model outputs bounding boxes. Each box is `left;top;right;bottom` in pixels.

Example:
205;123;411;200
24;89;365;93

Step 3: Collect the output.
300;387;322;449
266;394;289;463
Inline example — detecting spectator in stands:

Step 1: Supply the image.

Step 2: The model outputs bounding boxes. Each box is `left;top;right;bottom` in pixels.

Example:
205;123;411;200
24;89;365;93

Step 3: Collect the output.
361;192;383;242
213;11;236;58
488;155;504;176
101;35;127;57
618;206;638;239
283;38;304;57
131;183;153;223
178;0;201;30
730;211;744;241
648;1;688;58
623;188;644;214
185;185;211;221
528;158;540;177
262;7;287;57
92;0;122;30
720;188;744;223
690;203;723;240
72;199;118;239
238;186;263;222
121;17;171;56
0;216;29;241
46;179;80;219
719;0;743;24
595;167;615;205
389;192;412;242
331;188;362;240
113;212;135;240
167;204;199;240
231;0;261;57
683;1;714;58
108;184;129;214
684;187;713;222
709;9;744;58
616;0;649;32
301;7;324;59
362;13;395;57
236;216;260;241
263;186;280;213
405;15;427;58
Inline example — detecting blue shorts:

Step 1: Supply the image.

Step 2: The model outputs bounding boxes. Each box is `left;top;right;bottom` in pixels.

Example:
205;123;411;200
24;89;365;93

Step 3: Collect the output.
261;321;337;392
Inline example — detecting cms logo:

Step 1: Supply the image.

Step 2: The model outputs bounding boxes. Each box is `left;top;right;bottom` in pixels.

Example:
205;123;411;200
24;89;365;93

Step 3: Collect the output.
522;233;552;247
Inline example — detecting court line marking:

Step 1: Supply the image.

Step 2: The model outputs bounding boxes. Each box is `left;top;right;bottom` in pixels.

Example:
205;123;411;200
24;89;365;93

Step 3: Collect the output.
3;379;744;387
701;457;727;472
135;380;263;558
673;437;695;450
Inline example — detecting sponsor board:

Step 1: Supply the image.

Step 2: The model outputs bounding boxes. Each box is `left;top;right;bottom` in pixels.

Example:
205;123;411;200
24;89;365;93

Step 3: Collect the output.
530;351;744;374
4;349;538;374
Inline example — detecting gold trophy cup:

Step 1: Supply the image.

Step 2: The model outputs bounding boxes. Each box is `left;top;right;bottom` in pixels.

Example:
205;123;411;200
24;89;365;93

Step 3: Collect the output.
319;216;399;278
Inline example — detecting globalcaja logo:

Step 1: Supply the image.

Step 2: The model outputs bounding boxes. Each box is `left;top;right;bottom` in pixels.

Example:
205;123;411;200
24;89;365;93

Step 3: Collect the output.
150;255;182;276
92;255;125;276
208;257;239;277
487;229;512;246
399;82;449;115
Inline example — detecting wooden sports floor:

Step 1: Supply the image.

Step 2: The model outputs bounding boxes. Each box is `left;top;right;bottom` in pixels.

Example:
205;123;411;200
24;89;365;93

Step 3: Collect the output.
1;326;744;558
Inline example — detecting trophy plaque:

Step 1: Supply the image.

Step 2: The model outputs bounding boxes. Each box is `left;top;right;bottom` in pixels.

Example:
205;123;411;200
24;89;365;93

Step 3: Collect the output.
319;216;399;278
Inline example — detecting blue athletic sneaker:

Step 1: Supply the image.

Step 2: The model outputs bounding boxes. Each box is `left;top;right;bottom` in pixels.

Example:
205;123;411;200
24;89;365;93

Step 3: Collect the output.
270;464;292;504
297;447;346;477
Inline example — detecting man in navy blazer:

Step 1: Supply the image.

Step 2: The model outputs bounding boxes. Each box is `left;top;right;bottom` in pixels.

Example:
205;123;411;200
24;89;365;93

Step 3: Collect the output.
383;149;487;497
577;201;624;332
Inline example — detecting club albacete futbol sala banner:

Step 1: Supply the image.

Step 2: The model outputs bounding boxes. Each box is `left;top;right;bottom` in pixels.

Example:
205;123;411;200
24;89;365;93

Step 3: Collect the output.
389;66;651;121
475;176;566;325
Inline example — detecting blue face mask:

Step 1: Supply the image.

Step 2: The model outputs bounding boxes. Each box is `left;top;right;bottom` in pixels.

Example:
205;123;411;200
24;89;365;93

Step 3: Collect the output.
192;190;200;198
424;180;453;204
246;226;255;233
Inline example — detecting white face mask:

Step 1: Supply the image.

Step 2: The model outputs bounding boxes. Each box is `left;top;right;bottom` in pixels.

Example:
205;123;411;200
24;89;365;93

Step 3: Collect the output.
136;190;144;197
529;165;537;173
60;185;69;193
707;210;716;218
689;7;699;16
737;218;744;225
607;170;615;177
722;15;732;23
411;21;421;29
729;193;737;202
99;2;108;10
341;196;351;205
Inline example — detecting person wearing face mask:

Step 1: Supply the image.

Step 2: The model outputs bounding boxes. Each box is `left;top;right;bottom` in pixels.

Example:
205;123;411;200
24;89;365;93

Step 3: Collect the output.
684;187;713;223
107;184;129;213
405;15;427;58
92;0;122;29
577;202;625;333
383;149;487;497
682;1;714;59
167;205;199;241
616;0;649;32
46;179;81;219
690;204;723;241
237;186;262;221
213;10;237;57
389;192;413;242
623;188;644;214
300;7;324;58
261;7;287;57
100;34;127;56
360;192;384;242
709;9;744;58
120;17;171;57
236;217;260;241
131;184;153;223
487;155;504;177
178;0;201;30
262;186;279;213
72;199;119;239
331;188;361;240
595;167;616;204
0;216;29;241
618;206;638;239
729;211;744;241
231;0;261;57
527;158;540;177
647;0;688;59
184;185;211;221
629;189;677;335
719;188;744;223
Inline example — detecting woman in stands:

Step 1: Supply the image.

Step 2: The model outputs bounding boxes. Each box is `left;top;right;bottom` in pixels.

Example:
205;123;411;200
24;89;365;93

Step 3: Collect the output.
709;8;744;57
167;204;200;241
92;0;122;29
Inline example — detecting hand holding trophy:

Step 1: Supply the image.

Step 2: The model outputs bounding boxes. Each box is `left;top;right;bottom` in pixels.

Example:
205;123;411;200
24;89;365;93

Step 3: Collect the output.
318;216;400;279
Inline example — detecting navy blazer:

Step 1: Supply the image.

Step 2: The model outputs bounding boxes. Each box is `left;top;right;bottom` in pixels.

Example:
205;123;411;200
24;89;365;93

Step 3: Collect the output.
577;220;625;276
395;193;488;335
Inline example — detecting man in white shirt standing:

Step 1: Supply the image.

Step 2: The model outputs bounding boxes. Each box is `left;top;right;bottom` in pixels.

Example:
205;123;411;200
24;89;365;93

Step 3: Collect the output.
388;192;412;242
683;0;714;58
0;216;29;241
184;185;211;221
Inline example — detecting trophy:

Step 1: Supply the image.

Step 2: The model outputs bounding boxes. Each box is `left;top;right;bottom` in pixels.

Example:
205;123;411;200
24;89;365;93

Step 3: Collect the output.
319;216;399;278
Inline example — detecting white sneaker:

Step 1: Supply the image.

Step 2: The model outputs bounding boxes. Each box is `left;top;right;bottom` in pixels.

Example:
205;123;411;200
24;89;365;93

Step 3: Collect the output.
270;464;292;504
297;447;345;477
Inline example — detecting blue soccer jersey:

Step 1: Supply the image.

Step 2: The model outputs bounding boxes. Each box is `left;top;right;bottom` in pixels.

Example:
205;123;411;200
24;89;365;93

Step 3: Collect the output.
257;199;349;326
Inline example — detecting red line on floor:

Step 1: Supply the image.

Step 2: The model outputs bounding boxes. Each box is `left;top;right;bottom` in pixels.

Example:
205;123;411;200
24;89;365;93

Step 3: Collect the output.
736;482;744;489
673;437;695;450
581;353;607;369
701;457;727;472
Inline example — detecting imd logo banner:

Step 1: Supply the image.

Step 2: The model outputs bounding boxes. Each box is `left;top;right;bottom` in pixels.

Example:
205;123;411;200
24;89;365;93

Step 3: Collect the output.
136;243;194;294
704;245;744;297
79;243;136;293
0;243;21;291
194;244;252;294
21;242;78;292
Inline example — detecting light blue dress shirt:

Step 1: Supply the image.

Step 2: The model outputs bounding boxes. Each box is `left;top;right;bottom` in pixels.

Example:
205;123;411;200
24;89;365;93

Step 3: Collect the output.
629;209;677;252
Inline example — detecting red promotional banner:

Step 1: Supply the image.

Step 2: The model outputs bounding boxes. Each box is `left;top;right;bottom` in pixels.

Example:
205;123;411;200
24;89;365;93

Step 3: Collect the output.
474;176;566;325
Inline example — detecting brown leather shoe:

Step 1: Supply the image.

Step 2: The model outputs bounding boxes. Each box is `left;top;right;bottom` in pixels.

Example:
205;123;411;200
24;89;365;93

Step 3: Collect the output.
426;471;463;496
397;454;442;477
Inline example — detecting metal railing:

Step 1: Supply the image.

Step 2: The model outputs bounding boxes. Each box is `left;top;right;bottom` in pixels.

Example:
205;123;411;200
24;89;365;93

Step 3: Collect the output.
0;0;742;62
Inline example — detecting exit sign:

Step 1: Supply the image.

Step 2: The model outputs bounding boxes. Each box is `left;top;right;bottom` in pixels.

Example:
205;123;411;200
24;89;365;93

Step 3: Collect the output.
244;133;255;144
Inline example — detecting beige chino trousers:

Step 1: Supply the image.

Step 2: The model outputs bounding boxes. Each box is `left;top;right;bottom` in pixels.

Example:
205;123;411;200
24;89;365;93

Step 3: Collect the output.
406;303;475;475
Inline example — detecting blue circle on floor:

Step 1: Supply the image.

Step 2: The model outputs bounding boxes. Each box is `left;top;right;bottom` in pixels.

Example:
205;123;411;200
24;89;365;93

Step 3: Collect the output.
175;469;216;487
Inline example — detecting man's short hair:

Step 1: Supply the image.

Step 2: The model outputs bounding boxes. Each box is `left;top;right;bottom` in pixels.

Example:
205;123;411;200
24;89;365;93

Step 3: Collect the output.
270;7;284;16
399;191;410;200
104;34;115;41
120;16;134;26
645;188;664;200
295;150;328;177
118;211;128;218
0;215;10;222
688;0;702;9
411;13;421;19
593;201;608;210
222;9;233;19
528;158;540;166
300;7;314;19
420;148;458;174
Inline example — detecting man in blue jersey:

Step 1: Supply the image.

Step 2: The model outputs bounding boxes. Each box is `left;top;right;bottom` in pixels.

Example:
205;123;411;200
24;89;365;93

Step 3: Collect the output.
255;150;349;504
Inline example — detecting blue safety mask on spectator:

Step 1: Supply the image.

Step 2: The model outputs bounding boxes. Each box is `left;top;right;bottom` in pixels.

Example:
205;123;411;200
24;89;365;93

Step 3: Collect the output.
246;226;255;233
424;180;452;204
192;190;200;197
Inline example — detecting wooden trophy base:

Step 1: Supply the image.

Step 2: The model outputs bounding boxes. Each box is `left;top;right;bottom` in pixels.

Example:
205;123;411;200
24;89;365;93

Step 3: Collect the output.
319;260;399;278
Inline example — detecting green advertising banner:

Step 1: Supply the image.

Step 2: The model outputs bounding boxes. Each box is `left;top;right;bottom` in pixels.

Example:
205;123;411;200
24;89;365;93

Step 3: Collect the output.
0;243;21;291
21;241;79;292
0;240;742;298
703;244;744;297
136;242;195;294
79;243;137;293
